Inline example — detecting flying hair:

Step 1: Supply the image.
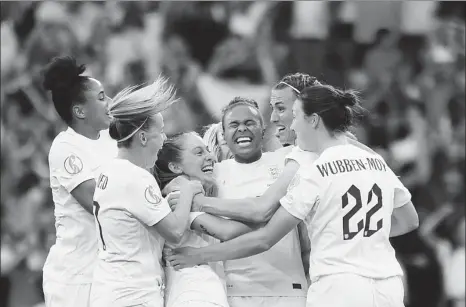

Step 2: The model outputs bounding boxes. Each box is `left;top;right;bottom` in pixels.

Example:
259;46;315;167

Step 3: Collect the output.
109;75;179;121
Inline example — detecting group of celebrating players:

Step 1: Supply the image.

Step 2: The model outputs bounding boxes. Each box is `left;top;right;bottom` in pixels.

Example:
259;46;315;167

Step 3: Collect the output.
41;55;419;307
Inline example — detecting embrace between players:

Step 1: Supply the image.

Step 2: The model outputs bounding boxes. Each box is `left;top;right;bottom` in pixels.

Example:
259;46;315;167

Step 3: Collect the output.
42;56;419;307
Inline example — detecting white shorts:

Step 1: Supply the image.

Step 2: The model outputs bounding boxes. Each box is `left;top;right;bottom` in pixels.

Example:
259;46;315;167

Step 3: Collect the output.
307;274;404;307
90;281;164;307
164;265;229;307
227;296;306;307
43;280;91;307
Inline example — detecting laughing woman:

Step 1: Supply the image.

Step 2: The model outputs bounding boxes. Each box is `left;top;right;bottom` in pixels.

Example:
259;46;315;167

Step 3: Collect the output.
154;132;255;307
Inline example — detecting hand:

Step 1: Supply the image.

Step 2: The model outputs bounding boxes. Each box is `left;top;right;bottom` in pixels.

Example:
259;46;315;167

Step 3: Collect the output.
164;247;203;270
182;180;205;197
163;175;190;195
166;191;180;211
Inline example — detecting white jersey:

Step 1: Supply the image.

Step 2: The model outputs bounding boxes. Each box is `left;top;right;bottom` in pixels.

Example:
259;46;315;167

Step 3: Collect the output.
280;145;319;167
44;127;117;284
164;211;229;307
280;144;410;282
91;159;171;305
215;151;307;297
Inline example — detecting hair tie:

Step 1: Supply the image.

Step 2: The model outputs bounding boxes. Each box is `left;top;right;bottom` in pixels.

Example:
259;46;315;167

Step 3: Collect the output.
117;117;148;143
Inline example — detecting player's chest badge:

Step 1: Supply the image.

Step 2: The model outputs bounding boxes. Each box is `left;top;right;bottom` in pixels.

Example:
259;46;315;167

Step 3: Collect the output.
268;166;280;180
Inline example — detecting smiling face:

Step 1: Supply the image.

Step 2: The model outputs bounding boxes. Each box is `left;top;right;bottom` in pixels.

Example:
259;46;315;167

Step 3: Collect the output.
81;78;112;131
270;87;296;146
223;104;264;163
175;133;215;184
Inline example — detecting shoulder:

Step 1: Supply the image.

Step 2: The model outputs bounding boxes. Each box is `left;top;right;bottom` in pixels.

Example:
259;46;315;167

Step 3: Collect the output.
214;158;235;174
49;134;89;167
285;146;319;167
273;145;294;158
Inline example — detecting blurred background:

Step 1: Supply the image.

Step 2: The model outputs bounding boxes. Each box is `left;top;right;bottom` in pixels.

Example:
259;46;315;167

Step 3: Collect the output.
0;1;464;307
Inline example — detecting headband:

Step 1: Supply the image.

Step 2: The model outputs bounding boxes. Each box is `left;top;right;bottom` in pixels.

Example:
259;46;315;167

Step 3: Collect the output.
117;117;148;143
278;81;300;94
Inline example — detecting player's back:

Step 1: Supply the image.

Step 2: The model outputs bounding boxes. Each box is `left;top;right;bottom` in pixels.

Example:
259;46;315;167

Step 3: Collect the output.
302;144;405;281
215;151;308;297
92;159;167;305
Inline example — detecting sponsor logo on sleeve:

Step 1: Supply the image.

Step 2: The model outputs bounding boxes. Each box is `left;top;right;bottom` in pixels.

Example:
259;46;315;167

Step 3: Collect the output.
64;154;83;174
145;186;162;204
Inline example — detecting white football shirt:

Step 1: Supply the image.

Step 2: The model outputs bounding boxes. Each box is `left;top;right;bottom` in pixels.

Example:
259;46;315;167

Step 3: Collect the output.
282;145;319;167
43;127;117;284
280;144;410;282
215;150;307;297
92;158;171;305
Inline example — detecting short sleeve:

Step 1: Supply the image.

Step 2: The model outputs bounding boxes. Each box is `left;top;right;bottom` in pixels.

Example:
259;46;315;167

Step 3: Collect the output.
280;166;320;220
128;174;171;227
189;212;206;226
49;142;95;193
285;146;318;167
387;167;412;208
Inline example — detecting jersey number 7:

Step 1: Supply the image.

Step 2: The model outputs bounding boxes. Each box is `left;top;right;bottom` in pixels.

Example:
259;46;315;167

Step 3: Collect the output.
342;184;383;240
93;201;107;250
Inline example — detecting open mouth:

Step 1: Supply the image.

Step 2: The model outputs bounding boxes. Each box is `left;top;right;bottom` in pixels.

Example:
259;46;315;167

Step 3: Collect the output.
235;136;252;147
201;164;214;174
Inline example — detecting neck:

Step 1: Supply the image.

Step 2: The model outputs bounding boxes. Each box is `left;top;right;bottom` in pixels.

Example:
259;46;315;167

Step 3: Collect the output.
234;150;262;164
315;132;348;155
72;122;100;140
118;147;150;171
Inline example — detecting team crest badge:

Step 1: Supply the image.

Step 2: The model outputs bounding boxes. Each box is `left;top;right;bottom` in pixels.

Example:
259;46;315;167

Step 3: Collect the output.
145;186;162;204
64;154;83;174
269;166;280;180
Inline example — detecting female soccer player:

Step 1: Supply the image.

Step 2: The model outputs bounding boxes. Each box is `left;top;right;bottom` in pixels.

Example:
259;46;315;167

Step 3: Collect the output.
166;97;309;307
167;84;420;307
185;73;377;224
90;78;204;307
155;131;258;307
42;56;116;307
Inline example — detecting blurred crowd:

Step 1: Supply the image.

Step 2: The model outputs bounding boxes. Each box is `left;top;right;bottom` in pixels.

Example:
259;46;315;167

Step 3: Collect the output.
0;2;464;307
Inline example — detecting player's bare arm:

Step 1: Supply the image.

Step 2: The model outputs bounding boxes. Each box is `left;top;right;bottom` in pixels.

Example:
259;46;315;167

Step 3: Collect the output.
194;160;300;223
153;179;203;244
70;179;96;214
390;200;419;237
166;206;301;269
191;214;258;242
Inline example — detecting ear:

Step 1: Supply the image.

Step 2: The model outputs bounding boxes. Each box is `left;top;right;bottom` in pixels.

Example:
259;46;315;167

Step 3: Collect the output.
308;113;320;129
73;105;85;119
168;162;183;174
139;131;147;146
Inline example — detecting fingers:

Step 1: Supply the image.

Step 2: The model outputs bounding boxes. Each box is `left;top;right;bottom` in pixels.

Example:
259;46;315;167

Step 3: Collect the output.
165;255;185;270
166;192;180;210
163;248;173;257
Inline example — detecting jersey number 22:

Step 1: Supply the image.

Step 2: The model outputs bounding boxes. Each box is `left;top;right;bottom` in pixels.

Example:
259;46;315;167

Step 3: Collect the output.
342;184;383;240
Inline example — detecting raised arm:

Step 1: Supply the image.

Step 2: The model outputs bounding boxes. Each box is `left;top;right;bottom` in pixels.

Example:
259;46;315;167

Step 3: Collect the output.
190;214;259;242
195;160;300;223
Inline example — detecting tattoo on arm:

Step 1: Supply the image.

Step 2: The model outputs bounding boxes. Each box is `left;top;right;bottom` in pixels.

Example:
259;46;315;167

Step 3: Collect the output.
199;224;216;237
